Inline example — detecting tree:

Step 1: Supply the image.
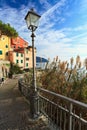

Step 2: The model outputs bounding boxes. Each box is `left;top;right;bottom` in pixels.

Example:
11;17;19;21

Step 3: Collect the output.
0;20;18;37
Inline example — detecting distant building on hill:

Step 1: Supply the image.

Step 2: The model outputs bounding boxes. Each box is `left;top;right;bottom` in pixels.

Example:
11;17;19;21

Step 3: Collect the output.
36;56;48;69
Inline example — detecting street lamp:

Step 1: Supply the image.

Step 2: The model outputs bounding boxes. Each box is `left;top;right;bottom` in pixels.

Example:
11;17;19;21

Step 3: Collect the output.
25;8;41;119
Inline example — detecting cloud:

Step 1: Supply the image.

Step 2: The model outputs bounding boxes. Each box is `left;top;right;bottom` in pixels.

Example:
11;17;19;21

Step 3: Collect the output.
58;24;87;43
0;0;87;63
80;0;87;11
39;0;66;26
39;0;52;10
35;27;74;61
21;0;87;62
0;5;28;34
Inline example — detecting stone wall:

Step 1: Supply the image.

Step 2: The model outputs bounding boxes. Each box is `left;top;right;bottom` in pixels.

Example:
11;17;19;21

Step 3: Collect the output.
0;60;10;78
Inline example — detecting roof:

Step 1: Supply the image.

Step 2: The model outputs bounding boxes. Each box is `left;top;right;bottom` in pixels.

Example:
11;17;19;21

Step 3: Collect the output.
36;56;48;63
11;36;29;44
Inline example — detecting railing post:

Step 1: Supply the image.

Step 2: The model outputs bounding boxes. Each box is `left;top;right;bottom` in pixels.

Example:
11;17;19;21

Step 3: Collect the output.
69;103;73;130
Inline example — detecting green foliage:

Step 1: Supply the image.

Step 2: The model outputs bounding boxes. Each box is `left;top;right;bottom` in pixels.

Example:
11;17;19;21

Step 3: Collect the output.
0;20;18;37
9;63;23;75
23;72;33;86
38;56;87;103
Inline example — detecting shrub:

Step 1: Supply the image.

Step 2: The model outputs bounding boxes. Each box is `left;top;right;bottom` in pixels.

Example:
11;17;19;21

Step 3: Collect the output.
38;56;87;103
9;62;23;75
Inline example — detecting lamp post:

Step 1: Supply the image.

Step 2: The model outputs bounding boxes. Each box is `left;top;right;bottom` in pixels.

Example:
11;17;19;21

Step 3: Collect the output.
25;9;41;119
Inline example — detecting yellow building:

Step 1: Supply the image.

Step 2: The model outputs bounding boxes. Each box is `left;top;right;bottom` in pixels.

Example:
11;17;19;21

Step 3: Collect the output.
0;35;12;60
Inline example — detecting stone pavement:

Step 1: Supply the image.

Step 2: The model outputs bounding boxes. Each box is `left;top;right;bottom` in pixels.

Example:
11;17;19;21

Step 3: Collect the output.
0;78;50;130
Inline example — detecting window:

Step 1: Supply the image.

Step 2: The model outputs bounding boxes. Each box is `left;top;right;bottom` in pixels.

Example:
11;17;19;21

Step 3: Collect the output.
16;52;18;57
21;53;23;57
0;50;2;55
16;60;19;64
26;58;29;60
26;63;28;67
26;50;28;54
6;45;8;48
6;52;8;56
0;37;5;40
21;60;23;63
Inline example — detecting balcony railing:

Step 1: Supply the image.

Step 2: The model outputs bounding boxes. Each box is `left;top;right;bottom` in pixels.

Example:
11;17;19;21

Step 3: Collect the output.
18;80;87;130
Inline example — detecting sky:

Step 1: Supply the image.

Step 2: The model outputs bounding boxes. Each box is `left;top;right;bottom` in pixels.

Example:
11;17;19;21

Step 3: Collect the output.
0;0;87;63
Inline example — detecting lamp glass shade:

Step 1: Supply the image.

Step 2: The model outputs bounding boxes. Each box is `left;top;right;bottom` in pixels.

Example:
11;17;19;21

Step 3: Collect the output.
25;9;41;30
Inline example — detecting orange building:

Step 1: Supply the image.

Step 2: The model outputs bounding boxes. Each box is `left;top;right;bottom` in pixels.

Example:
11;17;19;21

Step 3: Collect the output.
11;36;28;50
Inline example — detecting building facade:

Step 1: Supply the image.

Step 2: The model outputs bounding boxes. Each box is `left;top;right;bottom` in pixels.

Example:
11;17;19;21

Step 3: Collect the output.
10;36;35;69
9;50;24;69
11;36;28;50
9;46;36;69
0;60;10;78
0;35;36;71
0;35;12;61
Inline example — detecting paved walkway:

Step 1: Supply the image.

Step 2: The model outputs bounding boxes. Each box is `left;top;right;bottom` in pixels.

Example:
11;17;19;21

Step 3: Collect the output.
0;78;50;130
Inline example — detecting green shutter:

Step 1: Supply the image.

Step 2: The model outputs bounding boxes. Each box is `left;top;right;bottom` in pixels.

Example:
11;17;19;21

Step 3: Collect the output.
16;60;19;63
6;45;8;48
16;53;18;57
21;53;23;57
26;63;28;67
0;50;2;55
21;60;23;63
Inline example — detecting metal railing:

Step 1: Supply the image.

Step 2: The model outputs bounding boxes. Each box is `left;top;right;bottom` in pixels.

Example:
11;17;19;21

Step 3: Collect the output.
18;80;87;130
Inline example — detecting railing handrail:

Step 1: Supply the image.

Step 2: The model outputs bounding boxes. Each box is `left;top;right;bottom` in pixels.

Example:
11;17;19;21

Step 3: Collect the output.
38;87;87;109
18;80;87;129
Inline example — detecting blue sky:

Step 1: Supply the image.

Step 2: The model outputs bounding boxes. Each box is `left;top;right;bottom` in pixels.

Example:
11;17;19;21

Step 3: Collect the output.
0;0;87;63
